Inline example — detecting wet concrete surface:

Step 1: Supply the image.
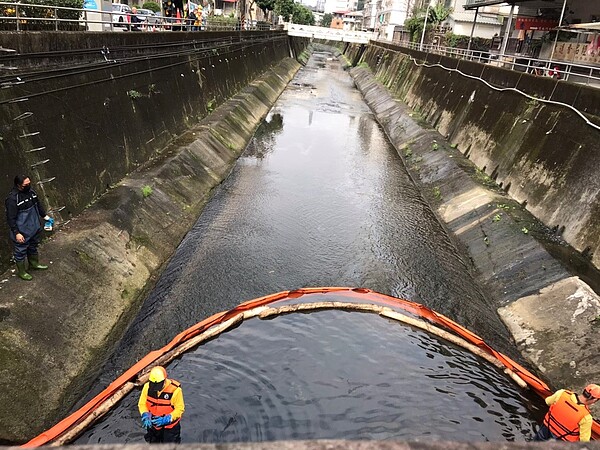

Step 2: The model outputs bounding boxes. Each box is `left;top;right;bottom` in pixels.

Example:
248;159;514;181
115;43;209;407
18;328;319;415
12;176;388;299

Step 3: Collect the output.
95;50;521;393
11;441;600;450
65;49;554;444
347;55;600;397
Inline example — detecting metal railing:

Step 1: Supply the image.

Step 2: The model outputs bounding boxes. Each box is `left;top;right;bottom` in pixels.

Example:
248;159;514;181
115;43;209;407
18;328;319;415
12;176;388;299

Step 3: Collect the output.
0;1;272;32
399;40;600;87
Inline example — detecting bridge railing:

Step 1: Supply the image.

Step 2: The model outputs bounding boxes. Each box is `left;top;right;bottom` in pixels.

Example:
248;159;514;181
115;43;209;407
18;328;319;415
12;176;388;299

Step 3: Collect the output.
286;23;376;44
0;1;271;32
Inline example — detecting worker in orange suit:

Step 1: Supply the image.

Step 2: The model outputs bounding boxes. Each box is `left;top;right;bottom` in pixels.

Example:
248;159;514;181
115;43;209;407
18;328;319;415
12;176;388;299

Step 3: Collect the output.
533;384;599;442
138;366;185;443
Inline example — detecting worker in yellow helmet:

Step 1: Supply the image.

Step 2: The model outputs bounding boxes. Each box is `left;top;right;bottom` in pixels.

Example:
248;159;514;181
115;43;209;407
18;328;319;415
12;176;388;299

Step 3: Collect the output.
534;384;600;442
138;366;185;443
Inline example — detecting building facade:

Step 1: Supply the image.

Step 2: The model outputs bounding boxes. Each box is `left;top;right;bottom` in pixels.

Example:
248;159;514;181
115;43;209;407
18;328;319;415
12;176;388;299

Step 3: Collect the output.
324;0;358;14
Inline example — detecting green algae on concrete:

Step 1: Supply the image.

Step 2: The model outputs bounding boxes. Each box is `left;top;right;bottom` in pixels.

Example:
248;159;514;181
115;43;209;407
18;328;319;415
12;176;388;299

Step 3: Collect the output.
354;43;600;271
0;56;303;444
347;60;600;399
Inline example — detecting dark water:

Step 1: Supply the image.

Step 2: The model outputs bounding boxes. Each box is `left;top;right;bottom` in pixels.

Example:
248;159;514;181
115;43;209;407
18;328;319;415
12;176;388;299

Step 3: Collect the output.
100;50;514;378
76;310;543;444
74;50;547;441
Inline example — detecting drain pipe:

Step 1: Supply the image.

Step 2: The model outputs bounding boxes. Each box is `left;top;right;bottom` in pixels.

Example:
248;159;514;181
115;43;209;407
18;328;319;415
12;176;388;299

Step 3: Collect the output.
466;6;479;53
419;0;433;51
549;0;568;62
499;2;515;60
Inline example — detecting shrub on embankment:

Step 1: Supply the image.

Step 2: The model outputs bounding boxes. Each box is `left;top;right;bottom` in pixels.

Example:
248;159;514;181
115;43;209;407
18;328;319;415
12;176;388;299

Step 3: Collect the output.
0;32;308;272
349;42;600;270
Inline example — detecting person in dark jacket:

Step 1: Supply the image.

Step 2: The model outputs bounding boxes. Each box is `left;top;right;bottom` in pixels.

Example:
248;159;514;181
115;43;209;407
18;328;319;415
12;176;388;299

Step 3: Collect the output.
129;6;144;31
5;175;51;280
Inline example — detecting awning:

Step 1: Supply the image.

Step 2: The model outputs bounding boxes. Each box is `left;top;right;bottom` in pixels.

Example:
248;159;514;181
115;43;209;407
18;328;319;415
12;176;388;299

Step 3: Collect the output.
463;0;565;11
515;17;558;31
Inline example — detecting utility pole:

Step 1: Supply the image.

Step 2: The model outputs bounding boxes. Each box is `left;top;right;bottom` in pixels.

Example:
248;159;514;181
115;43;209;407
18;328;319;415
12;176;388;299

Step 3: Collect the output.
466;6;478;53
419;0;432;51
499;2;514;60
239;0;246;29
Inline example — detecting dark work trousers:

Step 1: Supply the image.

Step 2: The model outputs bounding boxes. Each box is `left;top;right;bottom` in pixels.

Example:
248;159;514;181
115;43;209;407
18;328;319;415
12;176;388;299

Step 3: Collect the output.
11;230;41;261
533;424;557;441
144;423;181;443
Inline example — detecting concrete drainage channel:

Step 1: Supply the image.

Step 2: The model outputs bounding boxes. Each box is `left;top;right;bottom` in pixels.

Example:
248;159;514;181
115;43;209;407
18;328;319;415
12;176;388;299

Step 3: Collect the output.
345;53;600;396
1;43;598;446
0;56;304;444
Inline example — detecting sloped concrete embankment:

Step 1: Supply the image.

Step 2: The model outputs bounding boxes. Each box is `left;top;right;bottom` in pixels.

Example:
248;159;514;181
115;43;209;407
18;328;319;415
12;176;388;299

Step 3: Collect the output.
357;42;600;272
0;32;307;272
346;49;600;399
0;56;303;444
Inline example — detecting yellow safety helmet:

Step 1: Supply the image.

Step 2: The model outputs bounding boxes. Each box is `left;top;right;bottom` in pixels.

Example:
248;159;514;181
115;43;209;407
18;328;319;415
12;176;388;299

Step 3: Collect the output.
149;366;167;383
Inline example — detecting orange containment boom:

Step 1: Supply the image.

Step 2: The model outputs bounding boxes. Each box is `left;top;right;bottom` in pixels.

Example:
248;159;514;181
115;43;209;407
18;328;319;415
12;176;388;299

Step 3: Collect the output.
22;287;598;446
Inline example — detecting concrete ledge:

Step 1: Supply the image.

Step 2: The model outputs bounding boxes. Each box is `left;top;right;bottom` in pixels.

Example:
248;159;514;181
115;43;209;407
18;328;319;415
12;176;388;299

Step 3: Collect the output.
0;57;301;444
500;277;600;388
8;440;598;449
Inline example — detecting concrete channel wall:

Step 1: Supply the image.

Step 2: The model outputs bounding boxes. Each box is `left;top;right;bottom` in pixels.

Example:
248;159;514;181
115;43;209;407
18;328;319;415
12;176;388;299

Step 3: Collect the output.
0;33;308;443
348;42;600;271
340;42;600;416
0;31;306;273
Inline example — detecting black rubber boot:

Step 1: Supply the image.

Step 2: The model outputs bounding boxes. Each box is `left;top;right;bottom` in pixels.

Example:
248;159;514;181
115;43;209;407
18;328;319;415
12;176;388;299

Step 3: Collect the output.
16;260;33;280
28;254;48;270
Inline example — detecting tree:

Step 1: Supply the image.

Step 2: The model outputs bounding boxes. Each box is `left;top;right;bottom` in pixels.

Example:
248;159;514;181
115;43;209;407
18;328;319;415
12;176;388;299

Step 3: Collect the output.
404;8;428;42
429;2;451;23
257;0;275;16
404;1;451;42
274;0;294;21
321;12;332;27
292;2;314;24
142;1;161;12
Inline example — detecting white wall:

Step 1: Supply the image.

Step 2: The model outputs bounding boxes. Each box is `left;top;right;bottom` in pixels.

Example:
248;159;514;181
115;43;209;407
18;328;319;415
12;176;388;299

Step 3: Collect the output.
453;22;499;39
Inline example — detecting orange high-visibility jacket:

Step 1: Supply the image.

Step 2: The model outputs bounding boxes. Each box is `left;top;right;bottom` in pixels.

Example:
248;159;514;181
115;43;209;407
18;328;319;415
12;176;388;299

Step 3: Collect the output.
544;390;590;441
146;379;182;429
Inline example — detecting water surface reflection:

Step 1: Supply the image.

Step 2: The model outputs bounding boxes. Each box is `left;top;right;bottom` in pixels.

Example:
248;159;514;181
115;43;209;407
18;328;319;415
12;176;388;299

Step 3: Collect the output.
85;51;531;434
76;310;542;444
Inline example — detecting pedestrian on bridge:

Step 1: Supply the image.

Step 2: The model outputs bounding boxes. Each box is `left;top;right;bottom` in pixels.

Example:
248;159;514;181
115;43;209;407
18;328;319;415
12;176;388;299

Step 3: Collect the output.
138;366;185;443
5;175;53;281
533;384;599;442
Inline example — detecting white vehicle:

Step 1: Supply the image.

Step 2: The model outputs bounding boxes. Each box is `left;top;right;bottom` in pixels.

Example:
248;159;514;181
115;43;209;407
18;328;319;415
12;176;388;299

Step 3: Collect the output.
135;8;161;25
111;3;131;25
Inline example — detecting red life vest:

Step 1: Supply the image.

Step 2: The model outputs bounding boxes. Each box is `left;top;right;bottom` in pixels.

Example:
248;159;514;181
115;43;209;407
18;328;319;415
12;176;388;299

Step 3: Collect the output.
543;390;590;441
146;379;181;429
